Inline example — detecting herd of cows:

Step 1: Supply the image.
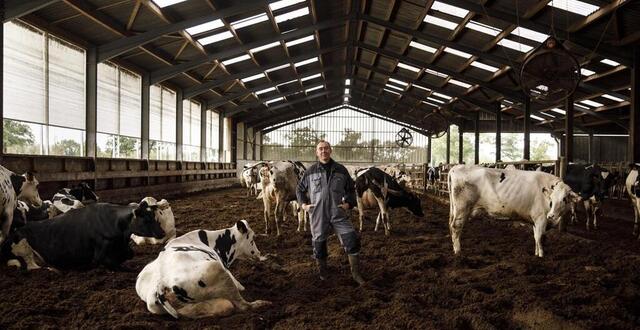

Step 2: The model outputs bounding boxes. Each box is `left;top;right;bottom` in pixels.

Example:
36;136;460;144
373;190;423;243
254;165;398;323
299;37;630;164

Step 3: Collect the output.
0;157;637;320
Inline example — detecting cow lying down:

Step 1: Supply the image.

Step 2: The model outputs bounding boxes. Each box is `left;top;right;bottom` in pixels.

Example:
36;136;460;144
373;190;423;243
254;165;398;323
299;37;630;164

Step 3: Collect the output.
136;220;270;319
448;165;577;257
2;197;166;271
130;199;175;245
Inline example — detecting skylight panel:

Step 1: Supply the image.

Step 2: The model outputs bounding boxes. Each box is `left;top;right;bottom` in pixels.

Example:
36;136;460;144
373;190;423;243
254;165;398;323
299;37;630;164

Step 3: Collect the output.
470;61;499;72
425;68;448;78
412;84;431;92
409;41;437;53
265;97;285;106
580;99;603;108
269;0;305;11
388;78;408;86
424;15;458;30
186;19;224;35
498;39;533;52
345;88;350;94
275;7;309;23
198;31;233;45
397;62;420;73
300;73;321;82
277;79;297;87
444;47;472;59
222;54;250;66
422;100;439;107
530;114;546;121
580;68;595;76
449;79;472;88
305;85;323;93
427;97;445;104
231;13;268;30
241;73;265;83
465;20;501;36
386;84;404;91
344;96;349;102
345;79;351;85
551;108;566;114
511;27;548;43
548;0;599;16
574;103;589;110
540;112;556;118
431;1;469;18
255;87;276;95
432;92;452;99
384;88;401;95
250;41;280;53
294;57;318;67
600;59;620;66
153;0;187;8
286;35;314;47
602;94;624;102
265;64;290;73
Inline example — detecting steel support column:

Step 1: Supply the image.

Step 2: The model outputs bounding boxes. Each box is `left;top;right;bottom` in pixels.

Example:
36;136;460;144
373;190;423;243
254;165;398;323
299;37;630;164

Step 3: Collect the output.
588;133;594;163
446;127;451;164
176;89;183;161
427;136;432;165
631;46;640;163
524;96;531;160
565;95;574;162
141;73;150;160
496;104;502;162
458;126;463;164
200;106;206;162
474;111;480;164
85;47;97;158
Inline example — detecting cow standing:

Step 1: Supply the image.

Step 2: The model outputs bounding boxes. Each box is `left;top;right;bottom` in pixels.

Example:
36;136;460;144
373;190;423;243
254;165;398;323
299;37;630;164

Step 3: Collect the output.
240;164;261;196
563;164;618;230
135;220;269;319
3;197;166;271
448;165;576;257
355;167;424;235
627;164;640;238
259;161;303;236
0;166;42;244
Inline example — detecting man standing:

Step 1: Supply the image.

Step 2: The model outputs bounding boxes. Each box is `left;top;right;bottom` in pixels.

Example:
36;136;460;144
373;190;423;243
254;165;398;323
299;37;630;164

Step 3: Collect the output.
296;140;365;285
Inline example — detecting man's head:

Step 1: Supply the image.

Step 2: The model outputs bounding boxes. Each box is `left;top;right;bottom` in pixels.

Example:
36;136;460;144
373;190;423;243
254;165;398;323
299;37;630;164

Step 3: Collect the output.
316;140;332;164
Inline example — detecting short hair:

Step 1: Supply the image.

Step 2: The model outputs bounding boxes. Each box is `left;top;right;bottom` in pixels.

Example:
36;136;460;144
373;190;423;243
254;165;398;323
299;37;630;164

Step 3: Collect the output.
317;139;331;148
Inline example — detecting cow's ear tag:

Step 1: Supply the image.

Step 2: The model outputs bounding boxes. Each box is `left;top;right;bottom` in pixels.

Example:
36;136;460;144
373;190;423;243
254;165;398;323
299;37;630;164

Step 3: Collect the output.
236;220;248;234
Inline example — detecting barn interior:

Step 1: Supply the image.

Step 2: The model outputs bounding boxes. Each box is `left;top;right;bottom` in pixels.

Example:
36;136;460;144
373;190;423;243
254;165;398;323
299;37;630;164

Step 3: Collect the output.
1;0;640;328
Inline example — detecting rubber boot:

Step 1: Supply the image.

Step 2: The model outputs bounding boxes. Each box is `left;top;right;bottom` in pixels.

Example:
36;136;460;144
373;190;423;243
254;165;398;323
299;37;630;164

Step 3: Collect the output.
348;254;365;285
317;258;328;281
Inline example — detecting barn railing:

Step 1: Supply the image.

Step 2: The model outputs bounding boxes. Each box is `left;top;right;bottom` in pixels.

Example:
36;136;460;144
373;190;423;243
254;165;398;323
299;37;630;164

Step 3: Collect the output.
1;154;237;203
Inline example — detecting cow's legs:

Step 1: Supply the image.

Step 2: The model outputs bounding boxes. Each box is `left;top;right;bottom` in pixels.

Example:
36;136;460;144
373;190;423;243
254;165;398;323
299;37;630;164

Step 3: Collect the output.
584;200;592;230
273;198;282;236
356;196;365;232
592;200;600;230
373;196;390;235
374;213;381;232
533;221;546;257
262;195;271;235
0;207;14;244
11;239;41;270
633;199;640;238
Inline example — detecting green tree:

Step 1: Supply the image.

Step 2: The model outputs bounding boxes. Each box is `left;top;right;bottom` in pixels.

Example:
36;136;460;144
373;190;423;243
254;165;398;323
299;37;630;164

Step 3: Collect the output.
334;129;371;162
118;136;139;158
531;141;552;161
500;133;524;161
3;120;35;153
50;139;82;156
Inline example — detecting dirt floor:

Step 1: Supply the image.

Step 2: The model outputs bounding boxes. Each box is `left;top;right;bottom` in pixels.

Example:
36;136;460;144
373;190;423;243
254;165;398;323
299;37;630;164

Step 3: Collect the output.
1;188;640;329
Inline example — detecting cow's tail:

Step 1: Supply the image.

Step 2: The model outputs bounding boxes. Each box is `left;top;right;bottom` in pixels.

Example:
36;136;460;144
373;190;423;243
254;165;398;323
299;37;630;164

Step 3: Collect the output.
156;285;179;319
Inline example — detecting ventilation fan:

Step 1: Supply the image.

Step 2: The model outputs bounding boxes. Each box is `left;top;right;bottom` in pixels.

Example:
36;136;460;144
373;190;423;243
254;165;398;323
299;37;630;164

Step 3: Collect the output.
395;128;413;148
520;37;581;105
422;112;449;138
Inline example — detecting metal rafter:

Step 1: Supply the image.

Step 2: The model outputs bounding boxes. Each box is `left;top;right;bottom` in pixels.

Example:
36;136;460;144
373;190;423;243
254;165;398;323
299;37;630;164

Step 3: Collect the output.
3;0;62;23
254;98;344;130
243;91;341;125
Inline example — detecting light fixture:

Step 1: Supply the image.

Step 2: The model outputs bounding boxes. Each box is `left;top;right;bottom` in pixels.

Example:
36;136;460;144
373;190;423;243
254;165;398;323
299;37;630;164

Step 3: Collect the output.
275;7;309;23
186;19;224;35
388;78;408;86
255;87;276;95
601;94;624;102
286;35;314;47
465;20;500;36
397;62;420;72
231;13;268;30
511;26;548;42
250;41;280;53
470;61;499;72
269;0;305;11
449;79;472;88
305;85;323;93
300;73;321;82
409;41;437;53
265;96;285;105
153;0;187;8
293;57;318;67
551;108;566;114
580;99;604;107
443;47;472;59
431;1;469;18
198;31;233;45
424;15;458;30
241;73;265;83
222;54;251;66
265;64;290;73
498;39;534;52
600;59;620;66
385;84;404;91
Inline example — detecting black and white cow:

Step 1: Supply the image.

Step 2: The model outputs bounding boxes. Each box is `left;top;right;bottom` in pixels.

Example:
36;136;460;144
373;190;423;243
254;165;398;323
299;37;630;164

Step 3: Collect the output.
11;200;52;230
136;220;269;319
563;164;618;230
287;160;308;231
626;164;640;239
130;199;176;245
355;167;424;235
2;197;165;271
0;165;42;244
50;182;99;217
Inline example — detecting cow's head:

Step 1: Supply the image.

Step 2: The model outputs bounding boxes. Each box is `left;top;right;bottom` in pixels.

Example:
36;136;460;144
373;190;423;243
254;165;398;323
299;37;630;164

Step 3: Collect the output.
12;201;29;229
130;197;166;239
232;220;264;261
269;162;293;187
71;182;99;203
543;181;578;225
387;189;425;217
11;172;42;207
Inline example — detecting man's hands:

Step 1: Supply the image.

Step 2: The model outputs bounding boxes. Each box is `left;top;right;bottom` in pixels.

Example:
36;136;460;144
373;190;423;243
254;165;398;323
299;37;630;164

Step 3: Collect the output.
338;202;350;211
302;203;350;212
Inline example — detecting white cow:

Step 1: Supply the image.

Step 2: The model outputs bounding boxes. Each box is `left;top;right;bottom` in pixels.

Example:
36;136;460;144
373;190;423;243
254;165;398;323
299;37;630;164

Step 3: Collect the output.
257;161;303;235
627;165;640;238
0;166;42;244
136;220;269;319
448;165;577;257
130;198;176;245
